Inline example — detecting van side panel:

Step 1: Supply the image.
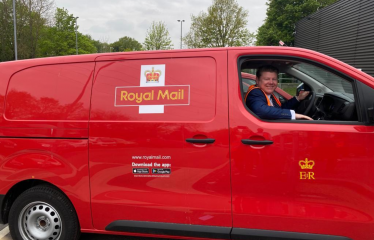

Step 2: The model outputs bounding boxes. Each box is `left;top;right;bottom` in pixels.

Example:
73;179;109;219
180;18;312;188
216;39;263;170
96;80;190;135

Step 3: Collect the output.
0;62;95;229
1;63;94;138
89;51;231;231
0;138;92;228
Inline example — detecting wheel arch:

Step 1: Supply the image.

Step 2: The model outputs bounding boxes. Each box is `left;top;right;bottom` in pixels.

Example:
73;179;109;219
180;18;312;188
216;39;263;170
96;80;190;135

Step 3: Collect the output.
0;144;92;229
1;179;64;224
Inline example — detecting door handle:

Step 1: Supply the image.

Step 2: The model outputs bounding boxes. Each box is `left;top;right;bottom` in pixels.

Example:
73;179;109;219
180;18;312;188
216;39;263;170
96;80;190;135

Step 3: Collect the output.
241;139;273;145
186;138;215;144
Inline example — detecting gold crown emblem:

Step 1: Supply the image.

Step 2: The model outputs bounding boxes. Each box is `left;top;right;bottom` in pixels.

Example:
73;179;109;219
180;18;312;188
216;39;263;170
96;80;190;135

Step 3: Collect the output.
299;158;315;170
145;67;161;82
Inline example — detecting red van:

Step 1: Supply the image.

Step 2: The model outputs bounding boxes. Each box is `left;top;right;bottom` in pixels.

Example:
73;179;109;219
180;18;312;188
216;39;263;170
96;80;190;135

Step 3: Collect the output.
0;47;373;240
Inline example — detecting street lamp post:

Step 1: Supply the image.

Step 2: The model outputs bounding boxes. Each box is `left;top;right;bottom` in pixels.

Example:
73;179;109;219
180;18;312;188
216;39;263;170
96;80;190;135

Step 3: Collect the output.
177;20;185;49
75;17;79;55
13;0;18;60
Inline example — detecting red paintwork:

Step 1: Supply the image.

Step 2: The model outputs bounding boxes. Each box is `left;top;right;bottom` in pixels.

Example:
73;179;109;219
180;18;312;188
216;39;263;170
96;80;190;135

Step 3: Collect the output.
0;47;373;240
89;52;231;229
241;72;256;79
0;61;94;138
229;48;374;240
0;58;95;229
0;138;92;229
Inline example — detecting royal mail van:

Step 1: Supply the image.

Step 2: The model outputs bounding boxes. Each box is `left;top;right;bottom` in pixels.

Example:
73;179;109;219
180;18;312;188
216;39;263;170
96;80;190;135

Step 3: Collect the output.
0;47;373;240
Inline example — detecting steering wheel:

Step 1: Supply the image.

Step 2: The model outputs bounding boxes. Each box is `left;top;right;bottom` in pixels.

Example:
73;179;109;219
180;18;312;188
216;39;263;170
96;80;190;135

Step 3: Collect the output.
312;107;325;120
296;91;316;115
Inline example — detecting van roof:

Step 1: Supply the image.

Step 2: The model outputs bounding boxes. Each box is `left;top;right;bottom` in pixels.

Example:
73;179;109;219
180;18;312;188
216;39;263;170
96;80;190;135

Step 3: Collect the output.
0;46;360;65
1;46;373;83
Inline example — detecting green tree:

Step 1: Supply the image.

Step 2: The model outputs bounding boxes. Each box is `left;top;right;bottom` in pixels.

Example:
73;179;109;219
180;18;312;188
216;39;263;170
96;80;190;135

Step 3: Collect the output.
0;0;53;61
184;0;253;48
37;8;77;56
256;0;339;46
17;0;53;59
143;21;173;50
111;36;142;52
91;39;107;53
0;0;14;61
37;8;96;56
90;37;112;53
77;33;98;54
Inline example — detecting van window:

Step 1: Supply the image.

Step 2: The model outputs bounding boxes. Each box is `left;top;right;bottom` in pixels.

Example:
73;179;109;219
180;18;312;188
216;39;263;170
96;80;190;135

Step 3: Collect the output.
91;57;216;122
5;63;93;121
240;59;357;122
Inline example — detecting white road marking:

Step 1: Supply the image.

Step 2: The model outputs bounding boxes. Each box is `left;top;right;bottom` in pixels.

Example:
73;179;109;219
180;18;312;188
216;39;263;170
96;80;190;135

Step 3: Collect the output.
0;226;9;239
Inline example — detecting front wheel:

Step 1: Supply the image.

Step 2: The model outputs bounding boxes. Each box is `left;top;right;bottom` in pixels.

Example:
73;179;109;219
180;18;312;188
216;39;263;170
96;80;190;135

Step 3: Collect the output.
9;185;80;240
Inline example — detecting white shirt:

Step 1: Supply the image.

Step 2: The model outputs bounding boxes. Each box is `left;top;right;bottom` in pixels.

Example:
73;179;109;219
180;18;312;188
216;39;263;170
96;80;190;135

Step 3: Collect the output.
267;94;296;120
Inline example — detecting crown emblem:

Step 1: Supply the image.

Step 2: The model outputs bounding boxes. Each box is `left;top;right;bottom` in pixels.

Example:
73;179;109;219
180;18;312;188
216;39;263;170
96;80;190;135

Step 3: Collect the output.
299;158;315;170
145;67;161;82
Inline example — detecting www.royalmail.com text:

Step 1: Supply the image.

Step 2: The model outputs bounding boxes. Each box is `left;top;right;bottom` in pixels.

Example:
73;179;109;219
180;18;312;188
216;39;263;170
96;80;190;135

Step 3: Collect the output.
132;155;171;160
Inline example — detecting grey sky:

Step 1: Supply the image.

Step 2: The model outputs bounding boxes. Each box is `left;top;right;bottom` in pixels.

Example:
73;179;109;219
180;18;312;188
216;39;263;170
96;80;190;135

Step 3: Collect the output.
53;0;268;48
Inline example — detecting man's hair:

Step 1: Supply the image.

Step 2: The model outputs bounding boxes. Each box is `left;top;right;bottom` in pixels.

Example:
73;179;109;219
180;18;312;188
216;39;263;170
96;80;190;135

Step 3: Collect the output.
256;65;279;79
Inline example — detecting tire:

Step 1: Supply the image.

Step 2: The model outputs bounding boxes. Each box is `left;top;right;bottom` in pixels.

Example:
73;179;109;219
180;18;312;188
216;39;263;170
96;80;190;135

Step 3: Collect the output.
8;185;80;240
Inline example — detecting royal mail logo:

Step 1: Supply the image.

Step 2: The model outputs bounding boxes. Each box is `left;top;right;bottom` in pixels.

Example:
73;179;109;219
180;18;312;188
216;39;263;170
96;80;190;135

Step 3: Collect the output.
115;85;190;106
145;67;161;83
299;158;315;180
114;64;190;114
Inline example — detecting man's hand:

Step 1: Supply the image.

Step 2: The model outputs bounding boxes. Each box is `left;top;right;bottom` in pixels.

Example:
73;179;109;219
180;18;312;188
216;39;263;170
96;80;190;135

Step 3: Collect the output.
295;113;313;120
297;91;310;101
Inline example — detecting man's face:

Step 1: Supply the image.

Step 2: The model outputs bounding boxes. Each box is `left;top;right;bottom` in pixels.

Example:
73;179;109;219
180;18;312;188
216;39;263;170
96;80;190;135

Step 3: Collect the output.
256;71;278;95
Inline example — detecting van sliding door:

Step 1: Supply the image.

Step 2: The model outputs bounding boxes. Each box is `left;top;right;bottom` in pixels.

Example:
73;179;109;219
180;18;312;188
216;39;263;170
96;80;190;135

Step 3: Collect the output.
89;51;231;238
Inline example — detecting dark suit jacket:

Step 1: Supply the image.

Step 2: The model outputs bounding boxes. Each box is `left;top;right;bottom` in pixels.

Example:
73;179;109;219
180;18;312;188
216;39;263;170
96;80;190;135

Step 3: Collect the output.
246;88;300;120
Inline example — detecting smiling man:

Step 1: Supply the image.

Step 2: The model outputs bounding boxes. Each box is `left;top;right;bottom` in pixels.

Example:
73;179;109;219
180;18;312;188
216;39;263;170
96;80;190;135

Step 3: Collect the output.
245;65;312;120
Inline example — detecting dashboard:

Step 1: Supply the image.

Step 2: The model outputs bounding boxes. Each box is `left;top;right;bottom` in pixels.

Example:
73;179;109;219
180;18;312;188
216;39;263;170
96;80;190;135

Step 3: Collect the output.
314;92;357;121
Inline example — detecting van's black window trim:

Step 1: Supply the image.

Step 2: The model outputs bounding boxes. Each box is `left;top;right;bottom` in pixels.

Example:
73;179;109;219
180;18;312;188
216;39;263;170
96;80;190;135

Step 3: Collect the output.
237;55;367;125
355;80;374;125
